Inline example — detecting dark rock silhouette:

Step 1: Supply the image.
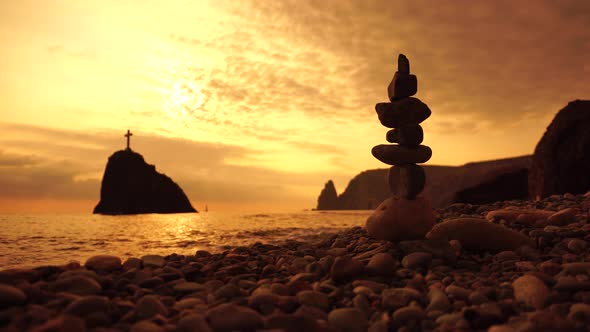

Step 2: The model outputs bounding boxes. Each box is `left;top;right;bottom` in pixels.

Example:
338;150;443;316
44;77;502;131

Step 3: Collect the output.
529;100;590;199
93;149;196;215
316;180;339;210
454;168;529;204
316;156;531;210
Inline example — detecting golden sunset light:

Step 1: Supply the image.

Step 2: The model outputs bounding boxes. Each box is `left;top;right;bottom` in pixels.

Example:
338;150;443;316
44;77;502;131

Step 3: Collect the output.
0;0;589;212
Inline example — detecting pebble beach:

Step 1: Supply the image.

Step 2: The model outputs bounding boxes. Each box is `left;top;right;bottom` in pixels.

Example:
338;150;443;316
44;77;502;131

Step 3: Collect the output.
2;193;590;332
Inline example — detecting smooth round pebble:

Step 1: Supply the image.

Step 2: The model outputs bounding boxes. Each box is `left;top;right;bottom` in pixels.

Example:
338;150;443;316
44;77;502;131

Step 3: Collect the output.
328;308;368;332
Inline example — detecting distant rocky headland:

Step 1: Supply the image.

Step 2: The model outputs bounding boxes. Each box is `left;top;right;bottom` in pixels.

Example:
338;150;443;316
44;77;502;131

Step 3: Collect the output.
318;100;590;210
93;149;196;215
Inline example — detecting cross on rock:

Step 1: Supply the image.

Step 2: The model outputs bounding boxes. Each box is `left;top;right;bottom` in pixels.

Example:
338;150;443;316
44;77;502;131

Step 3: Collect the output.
125;129;133;150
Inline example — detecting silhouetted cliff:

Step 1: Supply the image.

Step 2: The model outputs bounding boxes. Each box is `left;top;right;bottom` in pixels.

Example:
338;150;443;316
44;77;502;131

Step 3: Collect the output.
93;149;196;215
316;156;531;210
529;100;590;199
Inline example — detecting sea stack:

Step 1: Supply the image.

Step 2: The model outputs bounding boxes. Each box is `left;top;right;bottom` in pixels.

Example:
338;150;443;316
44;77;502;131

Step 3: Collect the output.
365;54;436;242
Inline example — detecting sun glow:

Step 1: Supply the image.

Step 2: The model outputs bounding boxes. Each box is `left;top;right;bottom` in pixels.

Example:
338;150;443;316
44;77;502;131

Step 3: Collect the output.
162;63;208;122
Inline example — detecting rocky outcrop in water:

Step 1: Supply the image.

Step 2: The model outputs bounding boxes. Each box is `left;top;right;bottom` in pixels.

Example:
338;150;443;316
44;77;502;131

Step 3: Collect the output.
317;180;339;210
529;100;590;199
93;149;196;215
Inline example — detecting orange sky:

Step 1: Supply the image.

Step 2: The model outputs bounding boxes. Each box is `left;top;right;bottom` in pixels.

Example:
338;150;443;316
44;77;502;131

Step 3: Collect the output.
0;0;589;213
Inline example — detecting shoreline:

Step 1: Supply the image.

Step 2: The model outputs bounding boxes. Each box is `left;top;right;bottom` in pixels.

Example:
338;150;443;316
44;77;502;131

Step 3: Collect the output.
1;193;589;331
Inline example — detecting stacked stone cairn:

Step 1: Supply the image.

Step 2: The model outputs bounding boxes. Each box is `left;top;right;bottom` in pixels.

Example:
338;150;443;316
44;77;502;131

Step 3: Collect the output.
365;54;437;242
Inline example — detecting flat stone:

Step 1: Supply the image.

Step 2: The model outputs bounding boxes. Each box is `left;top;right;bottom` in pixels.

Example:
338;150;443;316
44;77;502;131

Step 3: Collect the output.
206;303;263;332
512;275;549;309
426;218;535;252
296;290;330;311
84;255;121;272
214;283;241;299
64;296;110;316
173;298;204;311
327;308;368;332
388;164;426;199
372;144;432;165
0;284;26;308
141;255;166;268
366;253;398;276
330;257;363;282
176;313;212;332
398;54;410;74
401;252;432;269
548;208;577;225
386;125;423;146
375;98;431;128
562;262;590;275
388;72;417;101
365;196;436;242
135;295;168;319
52;276;102;295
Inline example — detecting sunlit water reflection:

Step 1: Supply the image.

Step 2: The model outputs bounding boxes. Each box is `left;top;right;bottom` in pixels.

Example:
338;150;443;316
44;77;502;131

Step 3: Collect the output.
0;211;371;270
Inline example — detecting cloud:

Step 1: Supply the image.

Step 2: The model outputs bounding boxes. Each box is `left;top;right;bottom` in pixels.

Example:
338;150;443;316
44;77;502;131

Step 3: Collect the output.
175;0;590;128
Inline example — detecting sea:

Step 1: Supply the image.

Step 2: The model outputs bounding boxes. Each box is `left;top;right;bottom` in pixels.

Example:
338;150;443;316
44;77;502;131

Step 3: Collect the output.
0;211;372;270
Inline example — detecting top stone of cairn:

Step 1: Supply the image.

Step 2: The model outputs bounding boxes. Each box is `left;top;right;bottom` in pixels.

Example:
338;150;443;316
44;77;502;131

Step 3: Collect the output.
398;54;410;74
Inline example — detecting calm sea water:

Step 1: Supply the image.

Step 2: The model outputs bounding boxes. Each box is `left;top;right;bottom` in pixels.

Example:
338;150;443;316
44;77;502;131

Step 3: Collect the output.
0;211;371;270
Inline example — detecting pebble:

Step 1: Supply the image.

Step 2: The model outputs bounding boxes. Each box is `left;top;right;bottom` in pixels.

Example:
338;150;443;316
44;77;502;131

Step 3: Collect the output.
366;253;398;276
52;275;102;295
567;303;590;323
371;144;432;165
548;207;577;225
375;98;432;128
512;274;549;309
330;257;363;282
445;285;470;301
135;295;168;319
141;255;166;268
176;313;212;332
365;196;436;242
388;164;426;199
0;284;26;308
30;315;87;332
426;218;535;252
386;125;423;146
426;288;450;312
64;296;110;316
327;307;368;332
296;290;330;311
388;71;417;101
392;305;424;323
84;255;122;272
401;252;432;269
567;239;587;253
206;303;263;332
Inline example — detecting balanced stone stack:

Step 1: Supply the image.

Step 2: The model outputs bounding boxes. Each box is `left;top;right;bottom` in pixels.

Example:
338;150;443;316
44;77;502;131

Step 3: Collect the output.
365;54;436;242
